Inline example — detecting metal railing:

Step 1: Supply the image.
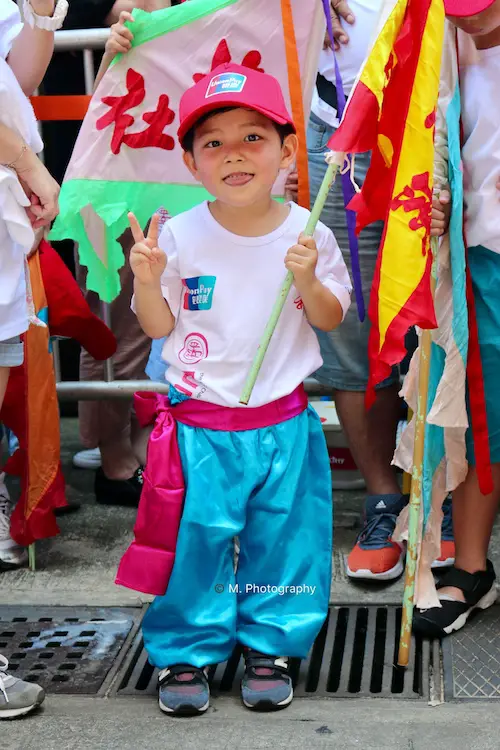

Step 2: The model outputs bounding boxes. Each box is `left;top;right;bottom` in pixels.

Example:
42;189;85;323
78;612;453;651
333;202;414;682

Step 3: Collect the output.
48;29;327;401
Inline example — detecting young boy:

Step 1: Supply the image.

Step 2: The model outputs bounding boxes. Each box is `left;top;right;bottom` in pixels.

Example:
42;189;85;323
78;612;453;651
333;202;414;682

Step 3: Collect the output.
124;63;352;715
413;0;500;637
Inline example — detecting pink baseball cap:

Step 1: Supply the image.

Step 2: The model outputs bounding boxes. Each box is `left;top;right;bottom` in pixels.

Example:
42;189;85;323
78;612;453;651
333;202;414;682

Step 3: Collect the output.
445;0;495;16
178;63;295;147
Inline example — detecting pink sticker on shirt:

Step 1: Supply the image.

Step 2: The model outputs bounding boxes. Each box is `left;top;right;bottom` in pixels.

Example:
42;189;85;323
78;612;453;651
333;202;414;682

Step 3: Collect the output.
178;332;208;365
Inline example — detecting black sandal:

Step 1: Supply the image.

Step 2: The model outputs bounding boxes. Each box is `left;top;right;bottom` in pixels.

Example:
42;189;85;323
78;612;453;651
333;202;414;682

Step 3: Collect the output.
413;560;497;637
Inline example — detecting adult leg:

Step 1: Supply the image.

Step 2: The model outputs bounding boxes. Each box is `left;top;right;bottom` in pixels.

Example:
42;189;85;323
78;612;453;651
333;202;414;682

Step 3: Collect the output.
413;246;500;636
334;385;401;496
439;465;500;602
0;341;27;569
76;233;151;501
308;115;408;580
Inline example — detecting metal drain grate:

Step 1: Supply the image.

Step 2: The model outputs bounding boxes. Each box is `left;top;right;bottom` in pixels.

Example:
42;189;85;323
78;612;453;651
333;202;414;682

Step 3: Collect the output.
0;606;141;694
116;605;440;700
443;605;500;700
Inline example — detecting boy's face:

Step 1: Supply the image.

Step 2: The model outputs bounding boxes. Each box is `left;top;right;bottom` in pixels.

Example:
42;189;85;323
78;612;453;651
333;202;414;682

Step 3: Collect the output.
183;108;297;209
448;0;500;35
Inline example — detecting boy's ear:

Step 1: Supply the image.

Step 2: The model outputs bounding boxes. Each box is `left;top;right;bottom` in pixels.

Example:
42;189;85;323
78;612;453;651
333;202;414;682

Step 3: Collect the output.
183;150;201;182
280;133;299;171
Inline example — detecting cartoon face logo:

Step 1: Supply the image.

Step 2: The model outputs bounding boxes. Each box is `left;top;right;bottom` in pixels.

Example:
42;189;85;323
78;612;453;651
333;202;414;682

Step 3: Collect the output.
206;72;247;98
178;333;209;365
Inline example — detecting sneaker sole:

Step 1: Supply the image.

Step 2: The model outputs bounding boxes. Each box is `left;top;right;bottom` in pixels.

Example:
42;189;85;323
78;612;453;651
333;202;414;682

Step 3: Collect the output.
158;697;209;716
431;557;455;570
0;698;44;719
242;688;294;712
442;586;498;635
346;556;404;582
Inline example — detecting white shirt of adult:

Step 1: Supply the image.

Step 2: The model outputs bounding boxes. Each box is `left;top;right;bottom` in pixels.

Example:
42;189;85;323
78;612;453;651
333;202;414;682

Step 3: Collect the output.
156;201;352;408
311;0;382;128
461;45;500;255
0;0;42;341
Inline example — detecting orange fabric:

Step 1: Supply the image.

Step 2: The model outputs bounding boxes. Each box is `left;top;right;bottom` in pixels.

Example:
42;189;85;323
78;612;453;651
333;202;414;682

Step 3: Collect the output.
25;253;61;519
280;0;310;209
30;95;92;122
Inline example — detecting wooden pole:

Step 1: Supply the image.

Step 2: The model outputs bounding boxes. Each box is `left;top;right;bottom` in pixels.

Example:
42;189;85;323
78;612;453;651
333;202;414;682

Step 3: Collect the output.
239;161;340;405
398;238;438;667
28;543;36;572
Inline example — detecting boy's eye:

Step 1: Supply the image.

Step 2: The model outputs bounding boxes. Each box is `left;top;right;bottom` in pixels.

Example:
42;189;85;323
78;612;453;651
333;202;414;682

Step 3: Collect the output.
205;140;222;148
245;134;261;143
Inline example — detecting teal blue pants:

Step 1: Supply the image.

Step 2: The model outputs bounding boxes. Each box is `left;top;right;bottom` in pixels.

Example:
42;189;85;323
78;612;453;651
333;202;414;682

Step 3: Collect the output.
466;245;500;465
142;405;333;669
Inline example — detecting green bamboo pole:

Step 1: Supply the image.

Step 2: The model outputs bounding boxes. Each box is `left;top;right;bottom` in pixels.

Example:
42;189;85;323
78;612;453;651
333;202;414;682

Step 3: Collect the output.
398;237;438;667
28;543;36;572
239;161;340;405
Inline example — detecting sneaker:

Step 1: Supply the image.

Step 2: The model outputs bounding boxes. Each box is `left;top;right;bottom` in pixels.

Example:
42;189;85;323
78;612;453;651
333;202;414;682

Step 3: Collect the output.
346;494;408;581
72;448;102;470
0;654;45;719
158;665;210;716
0;475;27;571
241;649;293;711
94;467;143;507
413;560;497;638
431;495;455;570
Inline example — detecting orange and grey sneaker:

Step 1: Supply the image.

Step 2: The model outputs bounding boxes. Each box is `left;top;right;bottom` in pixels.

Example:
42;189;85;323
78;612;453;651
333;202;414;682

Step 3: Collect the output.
431;495;455;570
346;494;408;581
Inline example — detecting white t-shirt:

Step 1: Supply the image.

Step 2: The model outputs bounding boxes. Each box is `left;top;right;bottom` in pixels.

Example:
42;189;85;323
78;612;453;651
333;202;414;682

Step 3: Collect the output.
157;201;352;408
311;0;382;128
461;46;500;254
0;0;42;340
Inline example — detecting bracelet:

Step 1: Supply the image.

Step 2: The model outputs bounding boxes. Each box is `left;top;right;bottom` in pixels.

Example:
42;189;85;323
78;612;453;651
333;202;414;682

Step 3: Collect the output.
1;143;29;171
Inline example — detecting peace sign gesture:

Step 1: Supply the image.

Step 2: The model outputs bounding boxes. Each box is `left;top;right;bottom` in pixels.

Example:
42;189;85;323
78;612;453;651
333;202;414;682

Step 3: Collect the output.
128;212;167;286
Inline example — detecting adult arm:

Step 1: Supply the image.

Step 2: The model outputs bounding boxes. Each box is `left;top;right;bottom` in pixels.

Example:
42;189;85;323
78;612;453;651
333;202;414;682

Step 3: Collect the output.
0;121;60;225
6;0;58;96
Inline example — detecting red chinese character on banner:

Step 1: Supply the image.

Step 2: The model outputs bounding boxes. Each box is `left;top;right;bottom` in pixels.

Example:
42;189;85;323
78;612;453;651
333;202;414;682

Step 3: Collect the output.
294;296;304;310
193;38;264;83
96;69;146;154
390;172;432;255
122;94;175;152
97;68;175;155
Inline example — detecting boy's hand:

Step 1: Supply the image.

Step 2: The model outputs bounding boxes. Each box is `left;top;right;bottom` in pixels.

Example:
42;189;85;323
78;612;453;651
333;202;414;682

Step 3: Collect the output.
106;11;135;56
129;212;167;285
285;233;318;291
431;188;451;237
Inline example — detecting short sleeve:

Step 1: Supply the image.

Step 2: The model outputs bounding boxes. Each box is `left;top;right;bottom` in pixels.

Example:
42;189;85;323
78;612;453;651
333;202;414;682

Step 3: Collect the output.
0;1;22;61
314;222;352;320
159;223;183;321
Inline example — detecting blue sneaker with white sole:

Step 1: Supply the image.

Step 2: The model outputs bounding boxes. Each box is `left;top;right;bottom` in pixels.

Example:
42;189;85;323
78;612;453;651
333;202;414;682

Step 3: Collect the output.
158;664;210;716
241;649;293;712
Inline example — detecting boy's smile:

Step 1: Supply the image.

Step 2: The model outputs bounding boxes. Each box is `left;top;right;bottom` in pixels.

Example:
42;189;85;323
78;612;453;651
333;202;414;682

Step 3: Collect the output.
183;108;296;211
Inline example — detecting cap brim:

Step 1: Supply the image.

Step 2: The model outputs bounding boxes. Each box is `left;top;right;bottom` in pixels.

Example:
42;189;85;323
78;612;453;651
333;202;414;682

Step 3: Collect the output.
178;98;293;147
445;0;495;15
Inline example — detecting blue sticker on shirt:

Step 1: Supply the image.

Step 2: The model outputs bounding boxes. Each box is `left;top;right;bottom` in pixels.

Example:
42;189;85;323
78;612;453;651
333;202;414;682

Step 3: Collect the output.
182;276;216;311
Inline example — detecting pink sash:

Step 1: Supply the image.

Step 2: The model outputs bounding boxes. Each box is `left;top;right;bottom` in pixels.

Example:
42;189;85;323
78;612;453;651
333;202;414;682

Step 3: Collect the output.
115;387;308;596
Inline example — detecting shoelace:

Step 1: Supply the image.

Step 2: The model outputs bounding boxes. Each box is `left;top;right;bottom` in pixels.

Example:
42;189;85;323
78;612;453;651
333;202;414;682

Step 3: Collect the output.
358;512;399;550
0;654;11;704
